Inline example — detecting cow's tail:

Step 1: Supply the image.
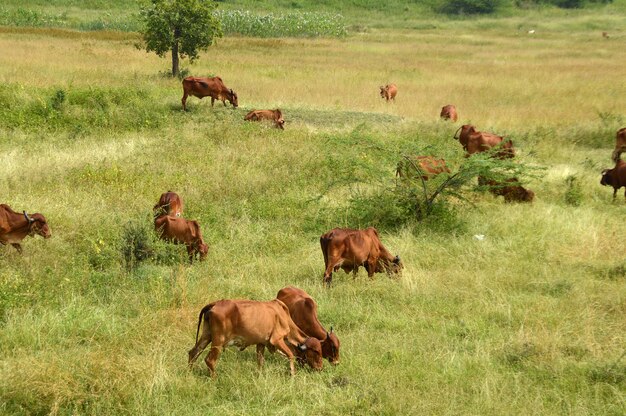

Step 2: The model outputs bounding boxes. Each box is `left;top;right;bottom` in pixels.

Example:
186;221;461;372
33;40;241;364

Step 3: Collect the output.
195;303;215;344
453;125;463;140
320;235;331;269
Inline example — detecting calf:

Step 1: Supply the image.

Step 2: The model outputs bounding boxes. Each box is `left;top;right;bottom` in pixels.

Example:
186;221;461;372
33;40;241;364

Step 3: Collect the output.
440;105;458;122
600;159;626;201
153;191;183;217
379;84;397;102
276;286;340;365
154;215;208;262
0;204;51;253
396;155;450;181
320;227;402;286
188;299;323;377
479;177;535;203
244;109;285;129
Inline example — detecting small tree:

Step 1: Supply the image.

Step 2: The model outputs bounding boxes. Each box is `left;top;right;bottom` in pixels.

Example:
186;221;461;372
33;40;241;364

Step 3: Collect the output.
139;0;222;77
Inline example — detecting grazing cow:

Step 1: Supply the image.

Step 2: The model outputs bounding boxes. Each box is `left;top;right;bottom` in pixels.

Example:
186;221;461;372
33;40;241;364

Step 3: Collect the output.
602;31;610;39
181;76;238;111
440;105;458;122
276;286;340;365
479;177;535;203
153;191;183;217
600;159;626;201
188;299;323;377
0;204;51;254
320;227;402;286
244;109;285;129
396;155;451;181
154;215;208;262
454;124;515;159
611;127;626;163
379;84;397;102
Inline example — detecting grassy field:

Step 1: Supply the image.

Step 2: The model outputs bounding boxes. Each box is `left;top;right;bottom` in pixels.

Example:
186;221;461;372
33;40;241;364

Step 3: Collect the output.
1;3;626;415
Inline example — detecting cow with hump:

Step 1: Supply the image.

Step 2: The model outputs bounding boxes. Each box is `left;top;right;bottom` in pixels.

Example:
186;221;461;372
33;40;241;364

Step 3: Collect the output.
0;204;51;254
188;299;323;377
276;286;340;365
181;76;238;111
153;191;183;217
440;104;458;122
454;124;515;159
611;127;626;163
320;227;402;286
600;159;626;201
379;83;398;102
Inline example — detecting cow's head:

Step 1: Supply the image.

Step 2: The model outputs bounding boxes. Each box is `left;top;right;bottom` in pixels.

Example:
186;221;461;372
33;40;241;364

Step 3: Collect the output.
228;89;238;108
600;169;613;186
297;337;323;371
388;255;403;274
322;327;340;365
197;241;209;261
379;86;387;98
276;118;285;129
25;212;51;239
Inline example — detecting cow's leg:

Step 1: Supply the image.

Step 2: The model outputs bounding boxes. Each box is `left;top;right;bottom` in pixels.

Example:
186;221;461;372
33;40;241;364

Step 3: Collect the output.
256;344;265;369
273;340;296;376
613;188;618;200
182;92;188;111
205;346;222;377
210;97;215;107
366;259;377;278
187;244;195;263
188;337;211;368
11;243;22;254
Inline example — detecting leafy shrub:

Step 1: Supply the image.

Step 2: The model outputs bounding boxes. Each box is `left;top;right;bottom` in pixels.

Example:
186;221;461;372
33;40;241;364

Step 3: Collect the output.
564;175;583;206
120;220;154;270
434;0;505;15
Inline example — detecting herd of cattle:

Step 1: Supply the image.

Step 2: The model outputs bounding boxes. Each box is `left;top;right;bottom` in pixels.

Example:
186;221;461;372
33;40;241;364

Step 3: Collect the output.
2;74;625;377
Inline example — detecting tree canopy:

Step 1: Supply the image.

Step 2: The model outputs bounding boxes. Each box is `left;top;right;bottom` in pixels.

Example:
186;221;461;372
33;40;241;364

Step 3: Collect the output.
140;0;222;77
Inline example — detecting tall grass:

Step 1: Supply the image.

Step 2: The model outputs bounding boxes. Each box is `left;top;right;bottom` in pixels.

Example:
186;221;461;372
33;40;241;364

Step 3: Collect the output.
0;14;625;416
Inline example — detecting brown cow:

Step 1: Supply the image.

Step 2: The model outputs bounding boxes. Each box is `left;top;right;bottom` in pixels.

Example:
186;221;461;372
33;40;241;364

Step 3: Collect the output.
188;299;323;377
244;109;285;129
154;215;208;262
181;76;238;111
153;191;183;217
0;204;51;254
479;177;535;203
454;124;515;159
440;105;458;122
320;227;402;286
396;156;451;181
379;84;398;102
600;159;626;201
276;286;340;365
611;127;626;163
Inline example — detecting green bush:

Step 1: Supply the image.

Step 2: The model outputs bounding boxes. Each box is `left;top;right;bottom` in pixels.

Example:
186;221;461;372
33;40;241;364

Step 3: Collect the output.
564;175;583;206
434;0;505;15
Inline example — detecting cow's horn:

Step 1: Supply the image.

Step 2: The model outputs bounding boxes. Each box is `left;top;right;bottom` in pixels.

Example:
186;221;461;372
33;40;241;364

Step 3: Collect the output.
601;169;609;175
23;211;33;224
453;126;462;140
394;255;400;263
330;326;334;334
298;343;307;351
326;331;330;340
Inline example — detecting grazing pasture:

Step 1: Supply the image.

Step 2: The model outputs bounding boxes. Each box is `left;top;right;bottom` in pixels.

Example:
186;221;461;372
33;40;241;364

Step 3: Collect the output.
1;6;625;416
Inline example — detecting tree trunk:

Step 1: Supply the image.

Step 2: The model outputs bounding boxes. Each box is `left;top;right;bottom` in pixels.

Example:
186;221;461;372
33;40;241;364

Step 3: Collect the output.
171;39;179;77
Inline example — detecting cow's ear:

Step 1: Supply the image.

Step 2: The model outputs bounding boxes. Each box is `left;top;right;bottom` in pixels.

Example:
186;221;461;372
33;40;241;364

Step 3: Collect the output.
298;343;307;351
394;255;401;264
330;326;334;334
